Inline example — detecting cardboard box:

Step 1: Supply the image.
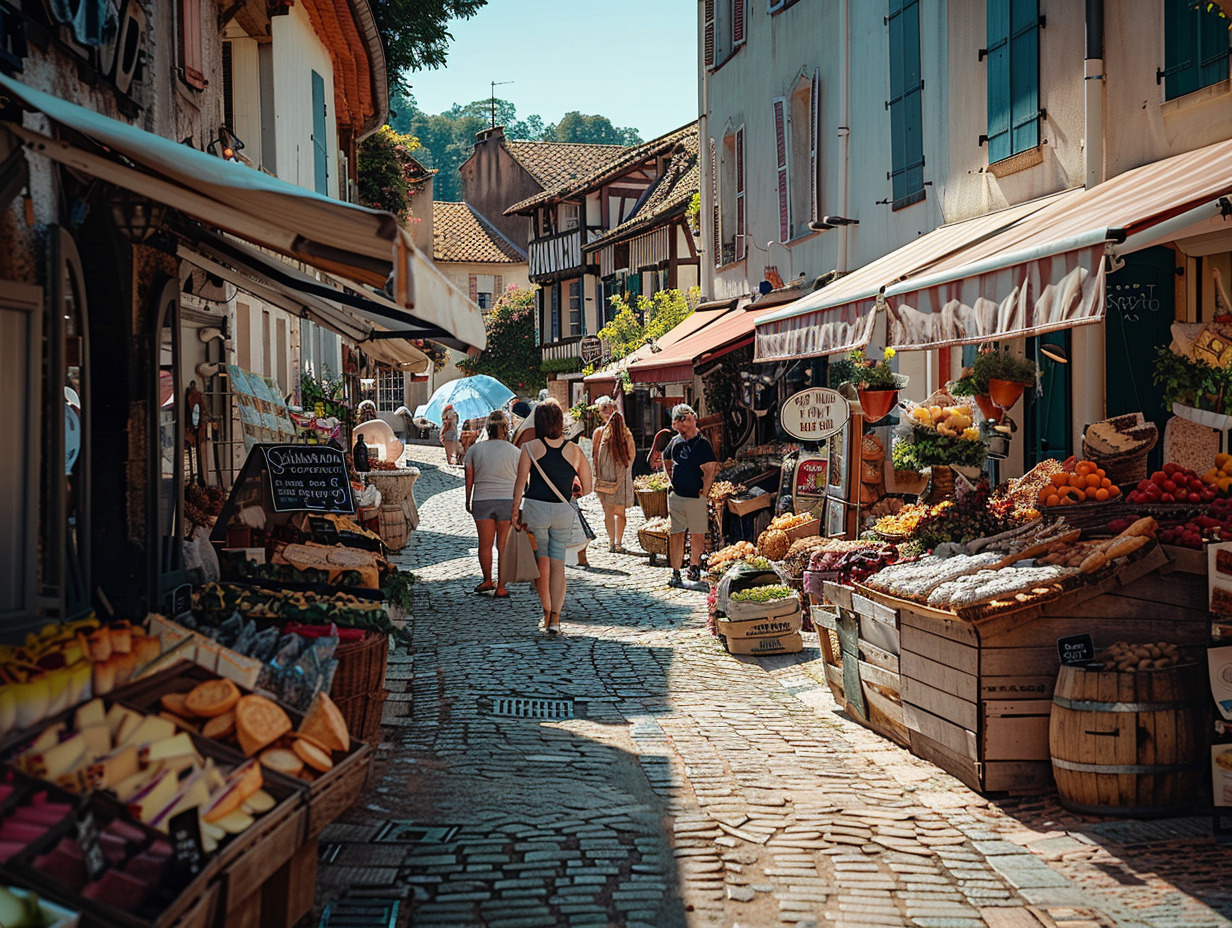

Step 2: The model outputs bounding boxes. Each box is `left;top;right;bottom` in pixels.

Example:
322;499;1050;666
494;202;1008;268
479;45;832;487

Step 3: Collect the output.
723;631;804;655
725;594;802;623
718;609;803;641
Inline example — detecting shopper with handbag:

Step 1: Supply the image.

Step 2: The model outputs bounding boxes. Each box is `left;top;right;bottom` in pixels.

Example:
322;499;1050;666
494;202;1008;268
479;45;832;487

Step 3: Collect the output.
464;411;519;598
591;397;636;553
510;399;593;634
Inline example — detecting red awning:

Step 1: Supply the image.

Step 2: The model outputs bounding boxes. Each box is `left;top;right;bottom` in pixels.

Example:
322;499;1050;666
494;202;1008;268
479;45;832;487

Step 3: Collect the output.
628;306;760;383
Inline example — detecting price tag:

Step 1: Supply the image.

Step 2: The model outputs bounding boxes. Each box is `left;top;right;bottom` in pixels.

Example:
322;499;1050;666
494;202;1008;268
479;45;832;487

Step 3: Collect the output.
76;812;107;882
1057;633;1095;666
169;807;206;877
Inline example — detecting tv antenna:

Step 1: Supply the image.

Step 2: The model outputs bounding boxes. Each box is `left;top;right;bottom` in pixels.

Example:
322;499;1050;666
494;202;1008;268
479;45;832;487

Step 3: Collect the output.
490;80;513;128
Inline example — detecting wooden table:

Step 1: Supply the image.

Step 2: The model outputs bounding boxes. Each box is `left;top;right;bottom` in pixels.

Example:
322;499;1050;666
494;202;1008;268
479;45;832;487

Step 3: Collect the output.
816;544;1209;794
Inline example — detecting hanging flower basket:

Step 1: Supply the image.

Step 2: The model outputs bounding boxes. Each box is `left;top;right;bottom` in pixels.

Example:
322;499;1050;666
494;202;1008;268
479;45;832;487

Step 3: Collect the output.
974;394;1000;421
858;388;899;424
988;378;1029;409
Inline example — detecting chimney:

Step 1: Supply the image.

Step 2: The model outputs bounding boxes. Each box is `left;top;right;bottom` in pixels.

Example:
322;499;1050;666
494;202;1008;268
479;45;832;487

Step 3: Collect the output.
476;126;505;145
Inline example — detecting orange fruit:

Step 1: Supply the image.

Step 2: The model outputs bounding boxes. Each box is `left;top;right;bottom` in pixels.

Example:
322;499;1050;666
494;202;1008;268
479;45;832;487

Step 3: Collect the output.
1050;473;1069;488
1085;474;1101;488
1095;488;1109;501
1045;493;1060;507
1100;477;1112;489
1109;485;1121;498
1095;468;1106;479
1076;461;1094;476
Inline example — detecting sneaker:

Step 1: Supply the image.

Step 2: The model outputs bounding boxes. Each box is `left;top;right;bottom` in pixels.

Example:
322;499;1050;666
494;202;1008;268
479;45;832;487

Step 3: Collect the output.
668;570;683;588
687;565;702;583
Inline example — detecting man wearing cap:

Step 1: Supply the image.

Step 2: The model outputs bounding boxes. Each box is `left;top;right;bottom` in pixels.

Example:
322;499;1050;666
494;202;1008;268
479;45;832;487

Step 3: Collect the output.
663;404;718;588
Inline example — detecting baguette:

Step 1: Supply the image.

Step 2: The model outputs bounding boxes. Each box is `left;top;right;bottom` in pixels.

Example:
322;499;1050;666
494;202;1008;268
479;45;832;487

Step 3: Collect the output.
1079;550;1108;573
1104;534;1150;559
1117;517;1158;540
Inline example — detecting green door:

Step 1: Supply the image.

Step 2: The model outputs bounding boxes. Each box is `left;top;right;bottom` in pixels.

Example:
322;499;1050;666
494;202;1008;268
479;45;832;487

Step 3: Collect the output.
1024;330;1071;465
1104;245;1176;470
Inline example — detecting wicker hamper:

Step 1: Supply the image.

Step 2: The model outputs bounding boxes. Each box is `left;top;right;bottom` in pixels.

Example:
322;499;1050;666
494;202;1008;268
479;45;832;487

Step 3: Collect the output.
636;487;668;519
329;631;389;741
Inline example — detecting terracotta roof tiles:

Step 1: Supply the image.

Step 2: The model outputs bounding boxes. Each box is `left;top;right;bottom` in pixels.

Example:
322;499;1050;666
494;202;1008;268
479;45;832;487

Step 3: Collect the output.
503;140;628;194
433;202;526;264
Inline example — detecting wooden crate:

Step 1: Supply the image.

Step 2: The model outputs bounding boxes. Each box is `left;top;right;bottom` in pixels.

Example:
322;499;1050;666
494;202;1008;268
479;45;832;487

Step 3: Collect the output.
728;494;772;517
260;838;319;928
214;790;307;920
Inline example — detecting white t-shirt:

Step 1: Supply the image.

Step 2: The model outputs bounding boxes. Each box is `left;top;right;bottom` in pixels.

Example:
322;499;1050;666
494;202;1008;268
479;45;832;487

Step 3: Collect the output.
465;439;523;500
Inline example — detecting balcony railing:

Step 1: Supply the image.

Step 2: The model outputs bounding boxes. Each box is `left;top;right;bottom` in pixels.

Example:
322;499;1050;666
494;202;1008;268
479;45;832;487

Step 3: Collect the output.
529;229;583;279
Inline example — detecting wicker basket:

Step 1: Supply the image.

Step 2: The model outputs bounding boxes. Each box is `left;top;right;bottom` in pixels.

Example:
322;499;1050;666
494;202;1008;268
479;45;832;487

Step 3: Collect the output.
330;631;389;702
636;487;668;519
637;528;669;558
333;689;386;743
1083;415;1158;486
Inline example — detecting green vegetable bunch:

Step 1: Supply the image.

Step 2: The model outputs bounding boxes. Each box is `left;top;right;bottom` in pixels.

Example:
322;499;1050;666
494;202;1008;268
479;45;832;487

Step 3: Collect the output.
730;584;796;603
892;426;987;470
1153;345;1232;414
382;568;415;611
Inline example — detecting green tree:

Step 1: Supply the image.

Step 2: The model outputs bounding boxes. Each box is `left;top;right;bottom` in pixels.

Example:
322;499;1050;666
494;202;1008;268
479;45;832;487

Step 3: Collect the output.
457;286;546;394
551;112;643;145
598;287;700;362
371;0;488;93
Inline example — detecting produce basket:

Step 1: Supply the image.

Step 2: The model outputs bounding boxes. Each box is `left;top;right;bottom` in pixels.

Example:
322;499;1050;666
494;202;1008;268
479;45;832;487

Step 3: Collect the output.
782;518;821;542
637;528;669;566
1083;414;1158;486
636;487;668;519
331;629;389;697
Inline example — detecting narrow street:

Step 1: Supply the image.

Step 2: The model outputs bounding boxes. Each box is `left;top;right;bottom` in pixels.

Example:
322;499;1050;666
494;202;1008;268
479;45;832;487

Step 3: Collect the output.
316;444;1232;928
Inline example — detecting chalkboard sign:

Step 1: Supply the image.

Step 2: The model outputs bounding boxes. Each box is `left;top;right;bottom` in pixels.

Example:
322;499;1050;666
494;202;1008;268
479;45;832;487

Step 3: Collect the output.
262;445;355;514
169;807;205;878
1057;633;1095;666
76;812;107;882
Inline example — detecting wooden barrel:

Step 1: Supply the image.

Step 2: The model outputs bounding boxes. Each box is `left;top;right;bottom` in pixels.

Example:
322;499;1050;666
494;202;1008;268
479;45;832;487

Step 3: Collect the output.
378;503;408;550
1049;662;1204;816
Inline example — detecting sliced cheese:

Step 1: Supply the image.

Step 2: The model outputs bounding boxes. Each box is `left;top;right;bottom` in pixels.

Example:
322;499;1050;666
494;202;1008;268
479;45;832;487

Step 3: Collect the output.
81;744;140;791
112;767;160;803
242;790;275;814
79;723;112;758
23;732;87;779
213;810;254;835
75;697;107;731
138;732;196;765
127;770;178;824
113;709;145;745
119;715;176;749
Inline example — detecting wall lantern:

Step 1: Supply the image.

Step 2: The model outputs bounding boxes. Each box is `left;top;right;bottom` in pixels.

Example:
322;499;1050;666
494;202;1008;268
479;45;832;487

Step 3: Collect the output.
110;188;166;243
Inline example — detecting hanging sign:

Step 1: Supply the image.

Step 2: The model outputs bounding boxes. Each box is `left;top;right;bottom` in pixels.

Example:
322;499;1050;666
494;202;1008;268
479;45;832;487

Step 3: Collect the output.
580;336;603;363
780;387;850;442
263;444;354;513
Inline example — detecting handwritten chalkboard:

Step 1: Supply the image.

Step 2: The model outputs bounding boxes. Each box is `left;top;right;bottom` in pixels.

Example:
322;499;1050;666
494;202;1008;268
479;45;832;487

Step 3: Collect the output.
1057;633;1095;666
76;812;107;882
169;807;205;878
262;445;355;514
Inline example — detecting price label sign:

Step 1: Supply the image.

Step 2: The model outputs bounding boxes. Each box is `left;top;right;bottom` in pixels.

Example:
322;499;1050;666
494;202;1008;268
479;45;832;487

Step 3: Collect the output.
780;388;850;442
1057;633;1095;666
169;807;206;878
76;812;107;882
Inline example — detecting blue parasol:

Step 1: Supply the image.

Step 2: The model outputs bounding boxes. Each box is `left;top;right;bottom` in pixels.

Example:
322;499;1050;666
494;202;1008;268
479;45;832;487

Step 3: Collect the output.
416;375;516;426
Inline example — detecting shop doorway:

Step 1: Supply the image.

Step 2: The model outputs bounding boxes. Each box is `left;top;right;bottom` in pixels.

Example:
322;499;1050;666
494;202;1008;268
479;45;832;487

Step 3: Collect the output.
1024;331;1072;466
1104;245;1176;471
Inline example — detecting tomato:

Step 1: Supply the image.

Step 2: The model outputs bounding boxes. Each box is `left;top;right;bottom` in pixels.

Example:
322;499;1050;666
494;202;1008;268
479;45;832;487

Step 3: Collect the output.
1152;472;1168;486
1175;488;1189;501
1162;492;1175;503
1164;462;1179;476
1138;480;1152;492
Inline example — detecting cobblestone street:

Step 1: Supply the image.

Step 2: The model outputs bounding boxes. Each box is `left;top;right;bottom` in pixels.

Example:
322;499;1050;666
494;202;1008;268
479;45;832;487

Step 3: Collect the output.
316;444;1232;928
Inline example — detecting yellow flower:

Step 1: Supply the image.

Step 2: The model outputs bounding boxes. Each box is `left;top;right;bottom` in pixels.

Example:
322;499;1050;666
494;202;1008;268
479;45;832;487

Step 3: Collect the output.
884;347;896;359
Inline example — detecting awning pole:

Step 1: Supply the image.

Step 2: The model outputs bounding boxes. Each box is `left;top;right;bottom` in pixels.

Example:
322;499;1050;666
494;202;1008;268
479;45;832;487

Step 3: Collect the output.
1112;195;1232;259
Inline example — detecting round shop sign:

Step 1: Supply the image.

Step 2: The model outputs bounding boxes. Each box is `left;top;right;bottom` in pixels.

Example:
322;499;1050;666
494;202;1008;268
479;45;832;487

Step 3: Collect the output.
579;335;603;363
781;387;850;442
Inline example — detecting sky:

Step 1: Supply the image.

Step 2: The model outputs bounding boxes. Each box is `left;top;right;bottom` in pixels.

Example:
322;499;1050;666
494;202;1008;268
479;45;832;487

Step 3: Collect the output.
405;0;700;140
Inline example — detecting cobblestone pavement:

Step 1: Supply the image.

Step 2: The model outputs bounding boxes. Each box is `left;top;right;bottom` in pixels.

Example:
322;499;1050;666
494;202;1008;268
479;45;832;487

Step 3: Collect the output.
315;443;1232;928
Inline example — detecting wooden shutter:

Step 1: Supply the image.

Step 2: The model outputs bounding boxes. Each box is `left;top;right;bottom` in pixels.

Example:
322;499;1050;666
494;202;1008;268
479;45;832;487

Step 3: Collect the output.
1164;0;1231;100
310;70;329;195
494;275;503;296
888;0;924;202
178;0;205;89
735;126;746;260
468;275;478;303
773;98;790;243
709;137;722;268
985;0;1010;162
809;68;820;223
732;0;745;46
1008;0;1040;157
704;0;715;68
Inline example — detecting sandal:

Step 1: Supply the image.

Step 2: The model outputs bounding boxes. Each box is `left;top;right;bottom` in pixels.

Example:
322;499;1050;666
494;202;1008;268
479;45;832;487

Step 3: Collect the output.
474;581;496;594
548;612;561;635
494;588;510;598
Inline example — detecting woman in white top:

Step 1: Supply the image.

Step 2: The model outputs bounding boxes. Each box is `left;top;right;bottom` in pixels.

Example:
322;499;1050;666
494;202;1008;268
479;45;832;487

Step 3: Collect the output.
464;411;522;597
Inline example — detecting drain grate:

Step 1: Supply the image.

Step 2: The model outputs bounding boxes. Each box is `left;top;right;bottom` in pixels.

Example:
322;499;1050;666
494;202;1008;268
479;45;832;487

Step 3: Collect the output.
319;897;400;928
372;821;459;845
490;696;574;720
318;842;345;864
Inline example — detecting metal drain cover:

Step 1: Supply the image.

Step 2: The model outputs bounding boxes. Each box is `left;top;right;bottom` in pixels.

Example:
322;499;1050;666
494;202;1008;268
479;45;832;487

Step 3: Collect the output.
319;842;345;863
320;897;400;928
373;821;459;845
490;696;574;720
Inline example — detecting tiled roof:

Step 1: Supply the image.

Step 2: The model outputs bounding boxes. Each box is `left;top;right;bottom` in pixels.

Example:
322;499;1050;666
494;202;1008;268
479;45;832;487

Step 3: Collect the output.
584;131;700;249
432;202;527;264
503;140;628;196
506;123;698;216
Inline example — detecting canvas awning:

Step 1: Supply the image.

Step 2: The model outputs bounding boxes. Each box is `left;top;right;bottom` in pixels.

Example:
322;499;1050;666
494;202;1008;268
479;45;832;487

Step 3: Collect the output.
176;232;431;371
583;300;735;384
884;137;1232;350
753;190;1076;362
627;305;761;384
0;72;486;352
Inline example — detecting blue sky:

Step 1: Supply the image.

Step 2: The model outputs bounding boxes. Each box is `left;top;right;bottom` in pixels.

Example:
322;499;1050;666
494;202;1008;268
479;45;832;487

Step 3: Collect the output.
405;0;699;140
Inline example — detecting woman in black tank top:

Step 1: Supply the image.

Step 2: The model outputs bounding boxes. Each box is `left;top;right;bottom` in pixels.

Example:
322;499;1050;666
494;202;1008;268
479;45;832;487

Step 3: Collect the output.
510;401;593;634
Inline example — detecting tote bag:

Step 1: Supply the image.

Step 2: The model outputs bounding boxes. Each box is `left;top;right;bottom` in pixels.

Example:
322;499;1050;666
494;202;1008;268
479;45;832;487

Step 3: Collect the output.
502;523;541;583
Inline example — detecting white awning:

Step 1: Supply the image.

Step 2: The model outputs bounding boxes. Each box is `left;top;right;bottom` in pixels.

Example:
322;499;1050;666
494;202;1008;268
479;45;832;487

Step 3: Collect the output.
0;72;486;352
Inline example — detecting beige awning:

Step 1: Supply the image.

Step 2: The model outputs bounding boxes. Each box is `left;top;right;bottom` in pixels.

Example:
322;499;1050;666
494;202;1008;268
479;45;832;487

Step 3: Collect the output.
753;190;1076;361
0;72;486;352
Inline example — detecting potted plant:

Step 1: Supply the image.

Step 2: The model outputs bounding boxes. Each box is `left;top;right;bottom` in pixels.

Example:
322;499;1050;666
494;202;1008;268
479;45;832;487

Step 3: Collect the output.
845;348;908;423
970;346;1037;413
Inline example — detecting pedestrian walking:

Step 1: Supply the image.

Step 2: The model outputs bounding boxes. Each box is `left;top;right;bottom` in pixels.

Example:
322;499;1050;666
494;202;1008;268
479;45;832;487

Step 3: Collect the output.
510;400;593;634
591;396;636;553
663;404;718;589
513;396;590;566
464;411;520;598
440;404;460;464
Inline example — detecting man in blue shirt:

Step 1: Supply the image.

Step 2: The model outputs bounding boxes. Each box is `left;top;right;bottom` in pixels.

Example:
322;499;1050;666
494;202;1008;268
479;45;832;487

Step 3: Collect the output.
663;404;718;588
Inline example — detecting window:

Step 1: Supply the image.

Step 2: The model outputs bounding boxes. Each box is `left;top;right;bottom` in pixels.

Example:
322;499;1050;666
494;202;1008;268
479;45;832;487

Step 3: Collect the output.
888;0;924;206
177;0;205;89
561;203;579;230
789;75;817;237
772;98;790;241
1162;0;1230;101
469;274;500;309
310;70;329;195
551;284;561;341
568;280;582;336
375;368;403;413
985;0;1041;164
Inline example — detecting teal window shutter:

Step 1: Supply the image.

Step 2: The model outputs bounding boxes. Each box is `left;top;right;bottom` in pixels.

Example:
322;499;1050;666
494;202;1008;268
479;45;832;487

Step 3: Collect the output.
1163;0;1230;100
887;0;924;204
311;70;329;195
986;0;1039;164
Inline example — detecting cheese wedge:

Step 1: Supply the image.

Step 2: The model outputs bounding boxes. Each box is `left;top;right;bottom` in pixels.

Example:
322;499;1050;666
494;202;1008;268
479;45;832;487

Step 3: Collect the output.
120;715;176;749
203;760;263;823
79;724;112;758
107;704;136;739
29;723;65;755
112;767;160;803
213;810;254;835
112;709;145;746
152;770;210;830
139;732;196;766
75;698;106;731
23;733;87;780
81;744;140;791
128;769;179;824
